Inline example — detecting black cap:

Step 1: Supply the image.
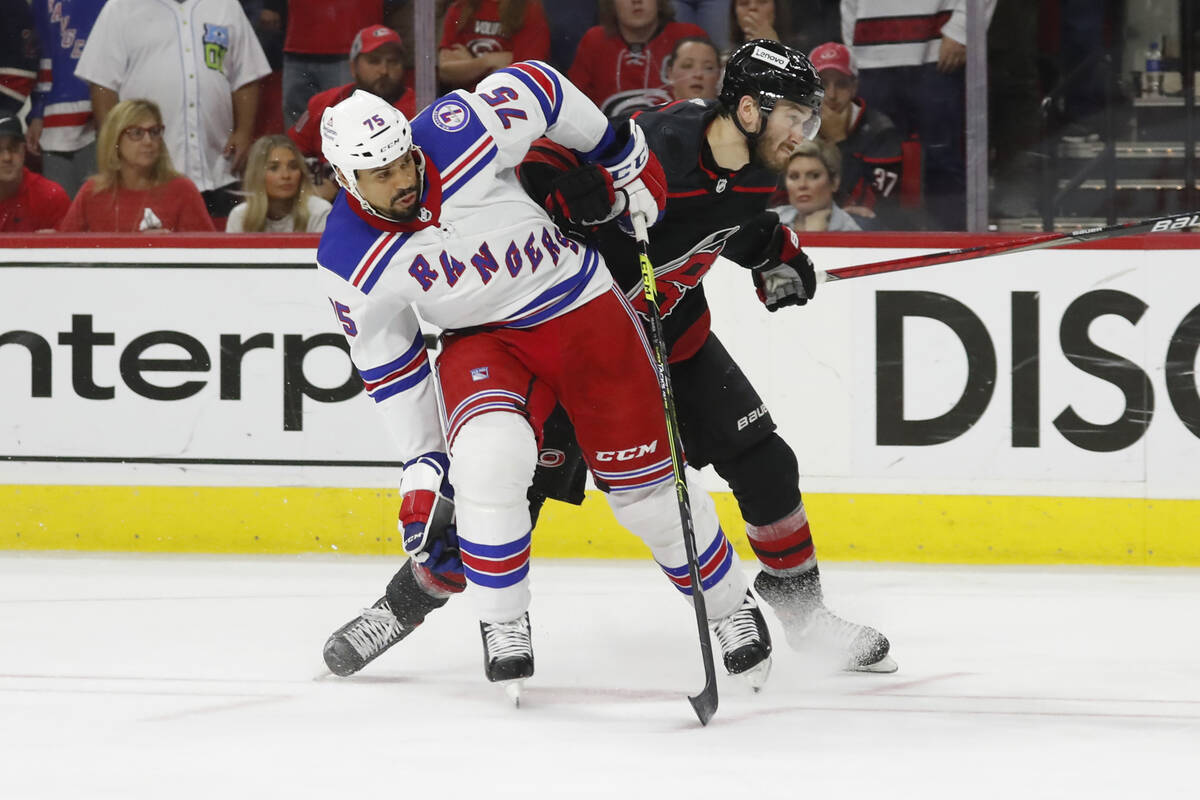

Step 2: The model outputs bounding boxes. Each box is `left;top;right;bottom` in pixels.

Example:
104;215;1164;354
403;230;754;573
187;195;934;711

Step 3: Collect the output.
0;116;23;141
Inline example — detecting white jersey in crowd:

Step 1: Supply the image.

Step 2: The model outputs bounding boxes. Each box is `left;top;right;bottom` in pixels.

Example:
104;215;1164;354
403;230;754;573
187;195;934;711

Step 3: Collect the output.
316;62;619;461
75;0;271;192
225;194;332;233
841;0;995;70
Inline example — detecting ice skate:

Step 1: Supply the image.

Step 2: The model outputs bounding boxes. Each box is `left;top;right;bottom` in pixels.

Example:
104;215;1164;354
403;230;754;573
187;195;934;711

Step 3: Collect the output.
754;568;897;673
480;612;534;705
323;562;450;676
323;597;409;677
710;590;773;691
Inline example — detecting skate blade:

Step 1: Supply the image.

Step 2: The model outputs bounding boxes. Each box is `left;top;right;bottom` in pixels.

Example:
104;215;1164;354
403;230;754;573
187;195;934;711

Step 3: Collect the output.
739;655;773;692
502;679;525;707
846;654;898;674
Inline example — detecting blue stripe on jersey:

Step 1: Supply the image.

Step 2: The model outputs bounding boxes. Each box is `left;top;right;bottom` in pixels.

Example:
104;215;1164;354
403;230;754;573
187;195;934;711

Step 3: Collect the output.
360;332;425;381
371;362;431;402
317;194;383;284
497;64;561;127
441;144;497;204
360;232;412;295
578;125;617;162
410;91;489;175
502;246;600;329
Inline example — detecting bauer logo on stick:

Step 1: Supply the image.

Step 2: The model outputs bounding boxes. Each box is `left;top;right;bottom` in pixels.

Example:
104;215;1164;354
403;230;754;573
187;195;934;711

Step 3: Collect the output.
1150;213;1200;232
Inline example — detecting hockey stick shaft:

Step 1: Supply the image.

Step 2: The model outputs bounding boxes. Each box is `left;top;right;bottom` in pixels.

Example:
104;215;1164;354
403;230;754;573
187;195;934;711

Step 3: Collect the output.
817;211;1200;284
631;211;719;727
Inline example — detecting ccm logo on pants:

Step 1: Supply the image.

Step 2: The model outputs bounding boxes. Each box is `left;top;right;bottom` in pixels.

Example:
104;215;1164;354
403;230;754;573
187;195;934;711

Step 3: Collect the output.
595;442;658;461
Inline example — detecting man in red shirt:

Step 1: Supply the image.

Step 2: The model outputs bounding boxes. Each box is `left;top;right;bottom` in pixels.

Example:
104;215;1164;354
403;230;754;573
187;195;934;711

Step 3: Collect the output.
569;0;706;117
437;0;551;91
0;115;69;232
288;25;416;201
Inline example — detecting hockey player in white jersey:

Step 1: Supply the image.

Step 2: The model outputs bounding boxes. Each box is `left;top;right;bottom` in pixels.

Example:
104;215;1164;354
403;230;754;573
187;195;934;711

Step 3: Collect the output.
314;61;772;693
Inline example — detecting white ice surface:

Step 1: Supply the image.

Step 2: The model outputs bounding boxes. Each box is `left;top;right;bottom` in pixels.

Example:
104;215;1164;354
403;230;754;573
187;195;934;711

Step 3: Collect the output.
1;554;1197;799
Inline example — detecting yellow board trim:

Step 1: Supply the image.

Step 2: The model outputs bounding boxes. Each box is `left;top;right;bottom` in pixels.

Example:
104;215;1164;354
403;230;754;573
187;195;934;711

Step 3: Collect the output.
2;486;1197;565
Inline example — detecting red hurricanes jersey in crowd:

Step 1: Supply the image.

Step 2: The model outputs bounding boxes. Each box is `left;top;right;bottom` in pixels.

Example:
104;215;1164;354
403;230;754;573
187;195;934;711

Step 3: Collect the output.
0;168;70;232
568;22;706;118
439;0;550;62
57;176;215;232
284;0;383;55
289;82;417;161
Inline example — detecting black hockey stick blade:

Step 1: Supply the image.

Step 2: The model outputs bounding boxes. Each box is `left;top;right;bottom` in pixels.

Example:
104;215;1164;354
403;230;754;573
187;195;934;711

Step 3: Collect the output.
632;211;720;726
818;210;1200;283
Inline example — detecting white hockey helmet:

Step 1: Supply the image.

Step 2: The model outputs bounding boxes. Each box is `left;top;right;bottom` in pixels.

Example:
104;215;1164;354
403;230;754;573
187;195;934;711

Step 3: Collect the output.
321;89;414;213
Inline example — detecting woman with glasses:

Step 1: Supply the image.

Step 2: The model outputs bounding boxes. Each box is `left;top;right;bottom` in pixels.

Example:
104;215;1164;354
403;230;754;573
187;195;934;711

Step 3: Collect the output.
225;135;330;233
57;99;214;232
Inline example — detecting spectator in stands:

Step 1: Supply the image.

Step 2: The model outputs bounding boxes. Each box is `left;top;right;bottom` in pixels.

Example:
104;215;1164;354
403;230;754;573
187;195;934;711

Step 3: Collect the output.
843;1;994;230
25;0;106;198
770;140;863;232
569;0;707;117
262;0;391;127
58;99;215;232
288;24;415;202
75;0;272;218
674;0;731;52
225;134;330;232
437;1;551;91
0;115;70;232
666;36;721;101
810;41;903;225
727;0;791;52
0;0;37;117
542;0;596;72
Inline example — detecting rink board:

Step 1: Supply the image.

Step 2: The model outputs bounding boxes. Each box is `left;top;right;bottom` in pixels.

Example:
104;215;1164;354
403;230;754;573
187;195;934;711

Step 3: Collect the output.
2;233;1199;564
2;485;1198;566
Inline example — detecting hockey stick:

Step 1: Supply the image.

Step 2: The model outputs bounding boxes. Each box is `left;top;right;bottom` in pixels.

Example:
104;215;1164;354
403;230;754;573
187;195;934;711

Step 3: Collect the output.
631;211;719;727
817;211;1200;284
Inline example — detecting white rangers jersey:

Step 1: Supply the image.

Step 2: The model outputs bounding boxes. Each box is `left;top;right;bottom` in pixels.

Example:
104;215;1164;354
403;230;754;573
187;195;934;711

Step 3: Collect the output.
316;61;619;462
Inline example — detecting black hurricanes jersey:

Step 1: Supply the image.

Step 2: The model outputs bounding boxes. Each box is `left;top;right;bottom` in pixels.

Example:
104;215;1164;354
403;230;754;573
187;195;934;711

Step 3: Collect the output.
520;99;779;362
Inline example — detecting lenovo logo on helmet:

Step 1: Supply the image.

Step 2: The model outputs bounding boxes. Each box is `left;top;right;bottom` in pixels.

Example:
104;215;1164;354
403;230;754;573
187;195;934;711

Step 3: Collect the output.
751;45;790;69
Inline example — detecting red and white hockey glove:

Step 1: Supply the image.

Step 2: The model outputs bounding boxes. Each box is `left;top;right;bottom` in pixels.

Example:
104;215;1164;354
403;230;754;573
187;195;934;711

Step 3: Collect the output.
727;212;817;312
398;452;460;574
596;120;668;234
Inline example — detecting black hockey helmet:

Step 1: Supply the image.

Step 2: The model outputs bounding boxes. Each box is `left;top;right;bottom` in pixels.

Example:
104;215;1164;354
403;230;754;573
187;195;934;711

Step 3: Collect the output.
719;39;824;134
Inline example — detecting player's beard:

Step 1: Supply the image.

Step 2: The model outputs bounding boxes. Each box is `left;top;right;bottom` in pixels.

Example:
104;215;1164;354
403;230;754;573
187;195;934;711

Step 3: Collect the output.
389;183;421;220
753;128;795;175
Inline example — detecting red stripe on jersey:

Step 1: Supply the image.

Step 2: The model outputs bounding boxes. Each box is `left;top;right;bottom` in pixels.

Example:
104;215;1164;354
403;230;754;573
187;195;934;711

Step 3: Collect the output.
853;12;954;46
362;352;427;391
352;234;395;288
667;189;708;198
442;136;495;184
510;62;556;105
732;185;777;194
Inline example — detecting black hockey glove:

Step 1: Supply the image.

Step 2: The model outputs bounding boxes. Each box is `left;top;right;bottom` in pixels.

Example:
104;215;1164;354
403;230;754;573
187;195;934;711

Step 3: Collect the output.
546;164;624;227
724;212;817;312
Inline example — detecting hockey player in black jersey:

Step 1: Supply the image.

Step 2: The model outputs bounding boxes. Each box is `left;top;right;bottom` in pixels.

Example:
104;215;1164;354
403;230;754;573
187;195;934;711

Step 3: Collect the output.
323;40;896;679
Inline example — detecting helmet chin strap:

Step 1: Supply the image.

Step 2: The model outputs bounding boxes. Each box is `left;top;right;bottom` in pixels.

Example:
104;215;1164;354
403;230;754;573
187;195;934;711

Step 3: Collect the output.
732;101;772;163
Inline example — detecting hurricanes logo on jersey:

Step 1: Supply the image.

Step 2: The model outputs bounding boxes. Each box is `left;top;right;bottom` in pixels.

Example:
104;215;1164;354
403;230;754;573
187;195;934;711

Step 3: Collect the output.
623;226;738;318
202;24;230;72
